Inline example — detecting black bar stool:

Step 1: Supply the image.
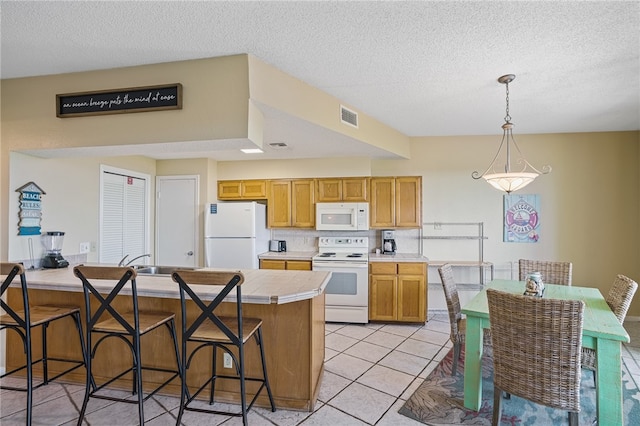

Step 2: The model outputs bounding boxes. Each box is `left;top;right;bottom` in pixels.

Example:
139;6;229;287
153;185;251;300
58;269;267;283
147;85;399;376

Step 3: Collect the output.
73;265;182;425
1;262;87;426
171;270;275;425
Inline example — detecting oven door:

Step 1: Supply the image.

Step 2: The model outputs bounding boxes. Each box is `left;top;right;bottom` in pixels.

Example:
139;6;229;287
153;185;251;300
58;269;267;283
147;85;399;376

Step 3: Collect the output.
312;261;368;307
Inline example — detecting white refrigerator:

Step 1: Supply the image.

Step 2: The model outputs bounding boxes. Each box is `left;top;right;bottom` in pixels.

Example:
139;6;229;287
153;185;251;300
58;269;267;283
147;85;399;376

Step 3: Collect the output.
204;202;270;269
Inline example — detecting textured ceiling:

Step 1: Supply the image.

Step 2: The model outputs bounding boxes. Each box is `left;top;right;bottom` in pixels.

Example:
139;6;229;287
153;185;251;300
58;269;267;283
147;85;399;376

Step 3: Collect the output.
1;1;639;161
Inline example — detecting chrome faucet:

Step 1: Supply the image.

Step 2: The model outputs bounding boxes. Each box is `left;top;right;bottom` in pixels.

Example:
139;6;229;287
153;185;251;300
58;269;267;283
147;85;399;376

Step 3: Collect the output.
118;253;151;267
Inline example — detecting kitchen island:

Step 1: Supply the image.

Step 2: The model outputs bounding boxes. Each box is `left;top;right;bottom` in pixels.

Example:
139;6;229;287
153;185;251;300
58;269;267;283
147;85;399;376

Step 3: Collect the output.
4;266;330;412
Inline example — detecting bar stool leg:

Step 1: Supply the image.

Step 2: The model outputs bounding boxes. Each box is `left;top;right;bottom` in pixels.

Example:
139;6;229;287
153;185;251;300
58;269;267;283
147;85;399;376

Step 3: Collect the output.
133;334;145;425
25;327;34;426
257;328;275;411
176;335;188;426
77;333;92;426
238;343;248;425
71;311;93;388
210;346;217;404
42;322;50;385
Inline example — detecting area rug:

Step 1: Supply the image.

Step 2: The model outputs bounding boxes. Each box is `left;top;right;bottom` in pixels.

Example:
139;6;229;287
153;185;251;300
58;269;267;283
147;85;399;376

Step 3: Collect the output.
399;348;640;425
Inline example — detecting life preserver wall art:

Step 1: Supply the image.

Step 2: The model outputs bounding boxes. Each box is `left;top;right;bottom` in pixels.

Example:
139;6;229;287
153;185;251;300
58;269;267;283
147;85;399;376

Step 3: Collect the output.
16;181;45;236
503;194;540;243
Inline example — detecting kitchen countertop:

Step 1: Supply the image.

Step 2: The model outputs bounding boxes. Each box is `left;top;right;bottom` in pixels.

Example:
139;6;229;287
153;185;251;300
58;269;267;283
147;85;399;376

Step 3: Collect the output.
18;266;330;305
258;251;316;261
368;253;429;262
258;251;428;263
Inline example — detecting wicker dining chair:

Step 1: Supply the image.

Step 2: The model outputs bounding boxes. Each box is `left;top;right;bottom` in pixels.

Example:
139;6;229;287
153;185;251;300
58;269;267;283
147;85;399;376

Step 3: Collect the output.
438;264;491;376
518;259;573;285
582;274;638;385
487;289;584;426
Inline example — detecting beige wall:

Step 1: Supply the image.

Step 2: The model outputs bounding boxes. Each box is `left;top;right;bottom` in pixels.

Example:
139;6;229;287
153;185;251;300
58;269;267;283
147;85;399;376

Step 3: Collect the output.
218;131;640;315
248;56;410;158
8;152;158;265
1;55;252;263
1;55;639;317
371;132;640;289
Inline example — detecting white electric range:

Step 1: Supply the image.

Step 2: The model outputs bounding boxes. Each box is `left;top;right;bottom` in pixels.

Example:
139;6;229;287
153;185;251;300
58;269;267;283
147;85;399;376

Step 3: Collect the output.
312;237;369;323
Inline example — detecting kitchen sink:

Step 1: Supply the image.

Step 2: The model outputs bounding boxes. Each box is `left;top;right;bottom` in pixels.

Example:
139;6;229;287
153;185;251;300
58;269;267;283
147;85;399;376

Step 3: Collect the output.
133;265;200;276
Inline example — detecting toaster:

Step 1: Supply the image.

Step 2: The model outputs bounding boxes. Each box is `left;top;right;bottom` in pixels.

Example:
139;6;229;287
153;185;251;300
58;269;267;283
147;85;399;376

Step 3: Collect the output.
269;240;287;252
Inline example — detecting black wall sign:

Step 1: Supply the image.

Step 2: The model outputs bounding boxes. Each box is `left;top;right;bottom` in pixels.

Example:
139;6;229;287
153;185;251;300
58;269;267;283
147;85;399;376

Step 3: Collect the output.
56;83;182;118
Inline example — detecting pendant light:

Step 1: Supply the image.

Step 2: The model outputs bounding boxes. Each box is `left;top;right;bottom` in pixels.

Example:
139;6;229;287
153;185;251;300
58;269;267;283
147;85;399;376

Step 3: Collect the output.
472;74;551;193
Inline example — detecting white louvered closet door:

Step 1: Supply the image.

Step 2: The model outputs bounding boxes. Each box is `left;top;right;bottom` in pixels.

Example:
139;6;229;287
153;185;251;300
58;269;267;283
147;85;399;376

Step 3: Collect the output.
100;171;148;264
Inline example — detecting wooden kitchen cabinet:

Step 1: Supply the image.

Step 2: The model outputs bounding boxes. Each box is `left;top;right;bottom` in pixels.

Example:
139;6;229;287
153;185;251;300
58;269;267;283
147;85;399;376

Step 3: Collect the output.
218;179;267;200
370;176;421;228
316;177;369;202
260;259;312;270
369;262;427;323
267;179;315;228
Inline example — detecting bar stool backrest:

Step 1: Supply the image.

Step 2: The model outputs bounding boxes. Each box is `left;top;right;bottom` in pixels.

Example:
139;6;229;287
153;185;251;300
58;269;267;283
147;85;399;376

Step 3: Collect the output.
171;270;245;344
1;263;29;328
73;265;139;334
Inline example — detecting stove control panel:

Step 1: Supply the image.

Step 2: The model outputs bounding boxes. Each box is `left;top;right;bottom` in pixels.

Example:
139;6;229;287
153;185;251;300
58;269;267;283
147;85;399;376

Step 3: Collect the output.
318;237;369;248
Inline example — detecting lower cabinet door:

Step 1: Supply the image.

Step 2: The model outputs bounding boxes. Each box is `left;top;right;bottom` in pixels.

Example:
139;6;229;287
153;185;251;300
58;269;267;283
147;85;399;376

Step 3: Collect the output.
369;275;398;321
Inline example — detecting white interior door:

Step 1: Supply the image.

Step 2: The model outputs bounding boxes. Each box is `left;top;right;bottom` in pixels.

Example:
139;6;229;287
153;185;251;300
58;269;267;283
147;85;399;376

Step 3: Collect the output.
156;175;199;267
100;166;150;264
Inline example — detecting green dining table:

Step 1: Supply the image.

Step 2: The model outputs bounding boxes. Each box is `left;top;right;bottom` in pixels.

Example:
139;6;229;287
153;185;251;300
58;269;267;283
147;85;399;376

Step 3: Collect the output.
461;279;630;425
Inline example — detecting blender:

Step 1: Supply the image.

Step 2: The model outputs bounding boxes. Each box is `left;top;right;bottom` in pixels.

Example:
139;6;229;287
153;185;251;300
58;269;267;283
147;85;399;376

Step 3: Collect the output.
41;231;69;268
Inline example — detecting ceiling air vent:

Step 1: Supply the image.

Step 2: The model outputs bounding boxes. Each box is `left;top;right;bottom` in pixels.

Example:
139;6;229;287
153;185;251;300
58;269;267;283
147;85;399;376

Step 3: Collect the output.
340;105;358;128
269;142;289;150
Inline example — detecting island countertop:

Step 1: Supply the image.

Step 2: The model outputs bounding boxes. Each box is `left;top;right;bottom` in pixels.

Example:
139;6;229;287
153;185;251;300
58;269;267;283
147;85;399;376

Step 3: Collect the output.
20;266;330;305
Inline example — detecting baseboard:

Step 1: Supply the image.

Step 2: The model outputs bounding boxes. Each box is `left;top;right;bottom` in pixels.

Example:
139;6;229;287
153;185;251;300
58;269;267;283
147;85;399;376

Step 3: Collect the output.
625;316;640;322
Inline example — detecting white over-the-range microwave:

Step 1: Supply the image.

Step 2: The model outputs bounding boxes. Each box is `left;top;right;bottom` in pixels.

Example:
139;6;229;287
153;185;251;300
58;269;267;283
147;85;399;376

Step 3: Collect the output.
315;202;369;231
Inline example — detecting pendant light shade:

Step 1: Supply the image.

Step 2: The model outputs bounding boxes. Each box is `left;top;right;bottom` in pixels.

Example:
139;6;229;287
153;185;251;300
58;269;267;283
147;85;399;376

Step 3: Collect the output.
472;74;551;193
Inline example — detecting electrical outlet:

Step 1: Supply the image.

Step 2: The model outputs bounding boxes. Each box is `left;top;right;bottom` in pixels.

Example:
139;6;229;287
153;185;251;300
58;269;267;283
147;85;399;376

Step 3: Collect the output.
79;242;90;254
223;353;233;369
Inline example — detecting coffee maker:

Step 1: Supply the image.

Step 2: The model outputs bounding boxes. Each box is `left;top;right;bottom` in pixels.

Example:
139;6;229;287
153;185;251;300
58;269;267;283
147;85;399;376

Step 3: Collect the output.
382;230;397;255
41;231;69;268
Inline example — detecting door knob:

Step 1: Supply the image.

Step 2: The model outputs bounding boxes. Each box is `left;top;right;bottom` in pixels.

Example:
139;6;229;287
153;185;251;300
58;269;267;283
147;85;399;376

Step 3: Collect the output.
187;251;194;256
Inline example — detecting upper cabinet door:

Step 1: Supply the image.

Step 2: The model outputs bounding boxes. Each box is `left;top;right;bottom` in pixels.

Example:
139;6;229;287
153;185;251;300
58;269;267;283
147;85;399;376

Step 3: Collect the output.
342;178;369;202
268;180;292;227
316;179;342;202
291;179;315;228
395;177;422;228
370;177;395;228
218;180;267;200
317;177;368;202
218;180;243;199
370;176;422;228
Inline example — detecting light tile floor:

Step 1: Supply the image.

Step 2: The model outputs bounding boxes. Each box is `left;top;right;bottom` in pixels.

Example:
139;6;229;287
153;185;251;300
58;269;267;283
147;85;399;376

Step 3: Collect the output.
1;313;639;425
